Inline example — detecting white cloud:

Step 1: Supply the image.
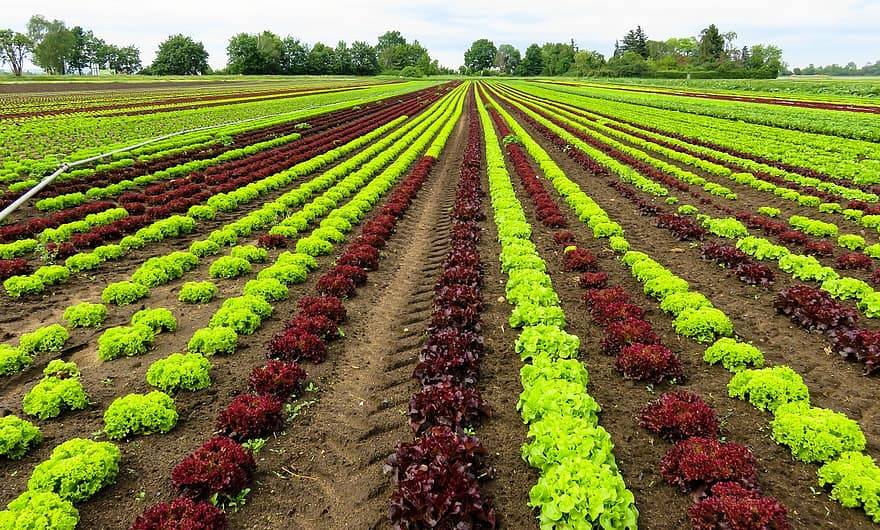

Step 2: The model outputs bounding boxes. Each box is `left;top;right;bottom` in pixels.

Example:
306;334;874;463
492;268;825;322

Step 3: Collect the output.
7;0;880;71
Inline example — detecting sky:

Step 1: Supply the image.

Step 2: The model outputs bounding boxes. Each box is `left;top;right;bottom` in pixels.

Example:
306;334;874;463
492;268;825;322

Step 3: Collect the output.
7;0;880;72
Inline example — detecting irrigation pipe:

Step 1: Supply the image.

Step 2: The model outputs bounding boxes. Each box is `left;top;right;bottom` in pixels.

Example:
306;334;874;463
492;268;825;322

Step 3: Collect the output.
0;95;383;223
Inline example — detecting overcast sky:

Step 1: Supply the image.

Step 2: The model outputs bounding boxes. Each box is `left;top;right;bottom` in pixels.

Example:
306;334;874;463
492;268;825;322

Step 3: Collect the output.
7;0;880;72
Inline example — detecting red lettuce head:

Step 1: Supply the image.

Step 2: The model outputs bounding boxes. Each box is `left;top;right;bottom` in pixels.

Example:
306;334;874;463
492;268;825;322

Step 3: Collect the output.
639;390;719;441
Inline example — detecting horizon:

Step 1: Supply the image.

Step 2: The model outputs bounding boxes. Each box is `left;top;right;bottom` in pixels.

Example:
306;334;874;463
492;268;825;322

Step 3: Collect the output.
6;0;880;74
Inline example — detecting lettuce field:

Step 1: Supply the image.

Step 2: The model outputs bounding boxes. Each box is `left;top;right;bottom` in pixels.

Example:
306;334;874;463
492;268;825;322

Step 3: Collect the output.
1;76;880;529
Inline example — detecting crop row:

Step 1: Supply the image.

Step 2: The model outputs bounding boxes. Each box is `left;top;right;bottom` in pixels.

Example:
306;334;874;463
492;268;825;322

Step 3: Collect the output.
386;96;498;528
482;83;880;523
477;87;639;529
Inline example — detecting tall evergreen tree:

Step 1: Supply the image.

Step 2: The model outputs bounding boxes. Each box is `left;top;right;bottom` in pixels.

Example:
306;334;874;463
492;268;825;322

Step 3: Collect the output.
697;24;725;64
621;26;649;59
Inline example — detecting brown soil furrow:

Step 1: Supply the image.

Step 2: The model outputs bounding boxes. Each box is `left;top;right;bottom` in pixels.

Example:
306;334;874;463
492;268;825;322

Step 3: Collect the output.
226;113;468;530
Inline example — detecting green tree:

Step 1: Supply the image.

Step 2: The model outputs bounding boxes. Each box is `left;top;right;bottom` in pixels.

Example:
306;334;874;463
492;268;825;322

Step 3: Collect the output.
376;31;430;72
105;44;141;74
747;44;783;75
518;44;544;76
494;44;521;75
349;41;378;75
697;24;725;64
256;31;284;74
226;33;262;74
572;50;605;76
464;38;497;72
416;51;438;75
150;34;209;75
84;33;107;74
607;50;650;77
280;37;309;74
68;26;93;74
334;41;352;74
376;30;407;53
0;30;32;76
621;26;649;59
27;15;75;74
540;42;576;75
307;42;335;74
227;31;283;74
669;37;698;58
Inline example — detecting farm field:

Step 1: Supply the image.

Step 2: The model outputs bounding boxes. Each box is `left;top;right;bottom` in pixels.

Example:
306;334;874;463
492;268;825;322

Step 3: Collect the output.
577;77;880;102
1;76;880;530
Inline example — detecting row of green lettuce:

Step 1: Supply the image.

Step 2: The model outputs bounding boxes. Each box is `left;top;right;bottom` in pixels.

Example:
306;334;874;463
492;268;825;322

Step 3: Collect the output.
478;88;639;529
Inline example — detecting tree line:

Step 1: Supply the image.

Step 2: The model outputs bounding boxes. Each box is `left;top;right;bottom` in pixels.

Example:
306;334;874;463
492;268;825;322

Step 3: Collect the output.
222;30;451;76
792;61;880;77
0;15;140;75
462;24;784;78
0;15;451;77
